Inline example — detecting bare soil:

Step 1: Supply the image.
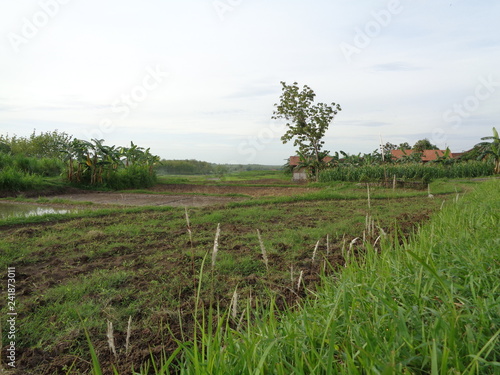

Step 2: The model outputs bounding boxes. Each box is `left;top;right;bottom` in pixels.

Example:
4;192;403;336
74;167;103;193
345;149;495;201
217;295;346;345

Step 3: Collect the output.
50;191;246;206
47;183;319;206
150;182;316;197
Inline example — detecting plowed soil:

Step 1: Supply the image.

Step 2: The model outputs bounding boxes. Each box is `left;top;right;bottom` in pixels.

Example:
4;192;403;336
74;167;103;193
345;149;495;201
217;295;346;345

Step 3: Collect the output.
48;182;318;206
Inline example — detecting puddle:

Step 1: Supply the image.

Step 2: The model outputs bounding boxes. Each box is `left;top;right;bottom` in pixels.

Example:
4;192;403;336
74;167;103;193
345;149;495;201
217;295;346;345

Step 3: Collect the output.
0;202;75;219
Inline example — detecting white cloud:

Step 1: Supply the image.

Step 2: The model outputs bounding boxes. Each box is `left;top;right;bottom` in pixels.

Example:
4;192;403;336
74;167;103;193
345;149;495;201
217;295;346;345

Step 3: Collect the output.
0;0;498;163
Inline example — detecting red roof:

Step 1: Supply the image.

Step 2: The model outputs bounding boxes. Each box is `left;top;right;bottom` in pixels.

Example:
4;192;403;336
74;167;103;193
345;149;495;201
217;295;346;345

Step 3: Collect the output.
391;150;446;162
289;155;333;166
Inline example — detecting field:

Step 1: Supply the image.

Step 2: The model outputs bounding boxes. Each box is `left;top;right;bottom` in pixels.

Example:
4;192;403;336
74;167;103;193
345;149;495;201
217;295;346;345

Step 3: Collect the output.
0;173;498;374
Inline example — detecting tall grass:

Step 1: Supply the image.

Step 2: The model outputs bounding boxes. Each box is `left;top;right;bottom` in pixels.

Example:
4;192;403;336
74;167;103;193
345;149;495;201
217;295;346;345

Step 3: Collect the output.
320;161;495;182
174;179;499;374
0;167;44;191
0;152;63;191
0;152;64;176
102;165;157;190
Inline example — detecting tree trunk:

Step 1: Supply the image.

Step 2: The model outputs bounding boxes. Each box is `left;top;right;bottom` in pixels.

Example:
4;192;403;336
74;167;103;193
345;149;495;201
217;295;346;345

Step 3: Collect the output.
313;142;320;182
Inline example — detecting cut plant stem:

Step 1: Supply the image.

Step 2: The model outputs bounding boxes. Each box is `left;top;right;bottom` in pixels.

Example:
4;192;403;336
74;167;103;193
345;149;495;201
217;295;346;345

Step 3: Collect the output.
212;223;221;267
184;206;193;247
256;229;269;271
367;183;371;211
311;239;320;263
125;316;132;356
346;237;359;267
185;206;195;282
428;184;434;198
297;270;304;291
230;287;238;319
326;234;330;256
107;320;117;359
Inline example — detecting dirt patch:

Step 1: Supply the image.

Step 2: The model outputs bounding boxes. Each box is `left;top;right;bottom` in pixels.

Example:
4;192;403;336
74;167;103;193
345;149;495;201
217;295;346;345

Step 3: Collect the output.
149;183;317;198
44;183;318;206
49;191;246;206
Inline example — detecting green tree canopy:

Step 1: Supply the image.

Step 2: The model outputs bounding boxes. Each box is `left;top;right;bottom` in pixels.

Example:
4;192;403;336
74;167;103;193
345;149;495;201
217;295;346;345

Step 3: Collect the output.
412;138;438;152
399;142;411;150
272;81;341;180
0;129;72;158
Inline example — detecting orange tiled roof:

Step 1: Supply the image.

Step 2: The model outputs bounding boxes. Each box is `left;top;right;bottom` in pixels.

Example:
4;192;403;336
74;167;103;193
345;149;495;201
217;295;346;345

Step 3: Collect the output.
391;149;446;162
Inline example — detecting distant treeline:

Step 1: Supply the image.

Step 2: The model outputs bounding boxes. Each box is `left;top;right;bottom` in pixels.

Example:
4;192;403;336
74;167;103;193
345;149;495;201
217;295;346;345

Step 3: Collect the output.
156;159;281;175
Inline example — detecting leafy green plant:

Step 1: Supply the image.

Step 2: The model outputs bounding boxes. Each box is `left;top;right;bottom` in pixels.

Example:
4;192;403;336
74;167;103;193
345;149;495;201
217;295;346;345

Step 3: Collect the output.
475;127;500;174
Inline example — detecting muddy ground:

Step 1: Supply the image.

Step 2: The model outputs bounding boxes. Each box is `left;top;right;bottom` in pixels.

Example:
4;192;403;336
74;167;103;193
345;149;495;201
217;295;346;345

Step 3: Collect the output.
50;191;246;206
48;182;318;206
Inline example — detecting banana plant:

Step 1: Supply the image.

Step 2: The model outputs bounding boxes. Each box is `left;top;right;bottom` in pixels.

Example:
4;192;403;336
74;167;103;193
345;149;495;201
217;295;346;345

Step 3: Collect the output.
62;138;160;187
143;148;162;175
119;141;145;167
476;127;500;174
432;147;455;166
295;150;330;181
61;139;93;183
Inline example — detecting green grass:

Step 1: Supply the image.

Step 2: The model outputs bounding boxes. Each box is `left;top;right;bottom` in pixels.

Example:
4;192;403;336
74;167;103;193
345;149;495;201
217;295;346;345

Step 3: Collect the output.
1;179;497;374
175;179;499;374
228;179;476;208
156;170;289;185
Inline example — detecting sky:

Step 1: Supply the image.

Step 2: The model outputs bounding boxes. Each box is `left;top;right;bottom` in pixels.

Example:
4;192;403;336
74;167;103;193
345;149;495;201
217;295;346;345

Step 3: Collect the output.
0;0;499;165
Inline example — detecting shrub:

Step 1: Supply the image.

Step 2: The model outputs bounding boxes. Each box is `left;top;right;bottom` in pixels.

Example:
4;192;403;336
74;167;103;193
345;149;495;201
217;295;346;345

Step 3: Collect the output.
0;167;43;191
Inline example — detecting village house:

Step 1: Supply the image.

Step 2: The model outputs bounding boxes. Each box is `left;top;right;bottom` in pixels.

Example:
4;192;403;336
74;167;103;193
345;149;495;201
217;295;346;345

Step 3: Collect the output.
289;155;333;181
391;149;448;162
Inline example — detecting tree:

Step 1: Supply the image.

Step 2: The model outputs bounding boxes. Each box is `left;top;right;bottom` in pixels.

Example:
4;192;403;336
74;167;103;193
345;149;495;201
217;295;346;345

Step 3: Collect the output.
412;138;438;152
0;142;11;153
382;142;397;152
272;81;341;181
399;142;411;150
475;127;500;174
0;130;72;158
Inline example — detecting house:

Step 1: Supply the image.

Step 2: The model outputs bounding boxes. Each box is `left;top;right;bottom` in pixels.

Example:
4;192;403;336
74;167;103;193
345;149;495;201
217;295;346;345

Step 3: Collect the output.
289;155;333;181
391;149;447;162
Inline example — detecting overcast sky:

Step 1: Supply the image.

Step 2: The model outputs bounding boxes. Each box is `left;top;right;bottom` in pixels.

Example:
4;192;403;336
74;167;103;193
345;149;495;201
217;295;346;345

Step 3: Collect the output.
1;1;499;164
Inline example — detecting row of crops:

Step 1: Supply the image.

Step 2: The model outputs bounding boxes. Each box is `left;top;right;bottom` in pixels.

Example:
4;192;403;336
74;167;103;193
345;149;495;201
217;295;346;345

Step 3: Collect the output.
319;161;494;182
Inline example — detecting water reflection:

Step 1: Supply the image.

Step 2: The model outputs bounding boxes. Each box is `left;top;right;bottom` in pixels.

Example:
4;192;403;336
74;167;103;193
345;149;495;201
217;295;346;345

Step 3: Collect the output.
0;202;74;219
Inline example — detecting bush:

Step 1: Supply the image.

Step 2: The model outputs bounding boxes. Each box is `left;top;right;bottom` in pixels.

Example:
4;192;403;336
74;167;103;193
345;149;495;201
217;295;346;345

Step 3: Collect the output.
0;153;63;177
67;165;157;190
104;166;157;190
0;167;43;191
